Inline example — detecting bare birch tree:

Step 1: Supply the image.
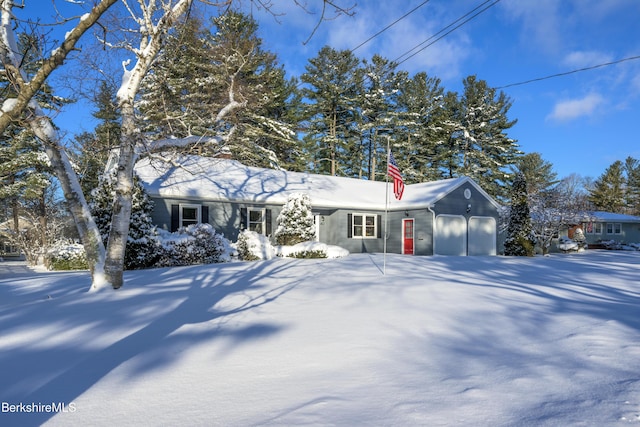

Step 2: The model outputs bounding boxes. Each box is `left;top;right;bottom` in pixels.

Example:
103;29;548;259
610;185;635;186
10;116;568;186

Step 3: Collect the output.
1;0;354;290
1;0;118;289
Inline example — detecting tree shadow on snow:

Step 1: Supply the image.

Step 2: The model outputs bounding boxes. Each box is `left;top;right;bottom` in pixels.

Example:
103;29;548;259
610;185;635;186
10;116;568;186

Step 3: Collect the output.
0;259;301;427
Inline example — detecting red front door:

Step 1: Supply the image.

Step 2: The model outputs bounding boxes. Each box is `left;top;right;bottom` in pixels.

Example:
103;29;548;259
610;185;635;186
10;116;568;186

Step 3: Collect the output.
403;219;414;255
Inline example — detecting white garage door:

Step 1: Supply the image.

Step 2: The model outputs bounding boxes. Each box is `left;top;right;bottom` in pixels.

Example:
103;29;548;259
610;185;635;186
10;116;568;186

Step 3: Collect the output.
435;215;496;256
435;215;466;255
468;216;496;255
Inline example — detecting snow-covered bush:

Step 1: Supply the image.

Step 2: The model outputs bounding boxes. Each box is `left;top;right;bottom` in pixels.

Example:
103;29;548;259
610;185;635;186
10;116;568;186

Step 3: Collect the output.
276;241;349;259
236;230;276;260
46;242;88;270
156;224;232;267
274;193;315;245
572;227;587;250
90;170;159;269
598;240;640;251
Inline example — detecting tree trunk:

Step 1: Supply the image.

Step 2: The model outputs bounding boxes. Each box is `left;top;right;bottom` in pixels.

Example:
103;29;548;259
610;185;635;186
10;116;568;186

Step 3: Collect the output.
30;116;108;289
104;100;137;289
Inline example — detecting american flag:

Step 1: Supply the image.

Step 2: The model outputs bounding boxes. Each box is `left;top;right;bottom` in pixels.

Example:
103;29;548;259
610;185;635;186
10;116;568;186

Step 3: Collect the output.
387;150;404;200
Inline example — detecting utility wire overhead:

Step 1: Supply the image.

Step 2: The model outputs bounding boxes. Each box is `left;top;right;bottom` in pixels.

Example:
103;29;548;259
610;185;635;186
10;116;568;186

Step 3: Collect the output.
395;0;501;66
496;55;640;89
350;0;432;53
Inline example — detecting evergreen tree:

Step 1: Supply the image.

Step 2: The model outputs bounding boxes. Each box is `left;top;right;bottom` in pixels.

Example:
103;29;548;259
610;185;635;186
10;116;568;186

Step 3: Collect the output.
513;152;558;196
437;91;465;179
513;153;561;255
210;11;299;168
137;12;298;168
90;171;158;270
394;72;446;183
301;46;361;176
588;160;625;212
457;76;520;200
138;16;211;140
72;81;121;200
504;172;534;256
274;193;316;245
0;32;67;264
357;54;405;181
623;156;640;215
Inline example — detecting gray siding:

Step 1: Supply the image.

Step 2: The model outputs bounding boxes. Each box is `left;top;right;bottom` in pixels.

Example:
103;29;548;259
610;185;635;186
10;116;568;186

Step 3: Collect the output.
583;221;640;245
149;178;499;256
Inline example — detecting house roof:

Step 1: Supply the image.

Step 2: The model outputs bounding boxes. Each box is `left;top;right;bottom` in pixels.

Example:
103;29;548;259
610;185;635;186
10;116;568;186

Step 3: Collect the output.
135;155;499;211
583;211;640;222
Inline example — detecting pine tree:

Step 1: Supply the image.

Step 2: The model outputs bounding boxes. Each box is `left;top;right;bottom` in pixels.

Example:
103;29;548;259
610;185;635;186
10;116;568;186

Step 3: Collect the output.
0;32;66;264
274;193;316;245
357;54;404;181
513;153;562;255
301;46;361;176
623;156;640;216
90;171;158;270
457;76;520;200
137;12;298;168
394;71;446;183
209;11;299;168
513;152;559;196
588;160;625;212
504;172;534;256
72;81;121;200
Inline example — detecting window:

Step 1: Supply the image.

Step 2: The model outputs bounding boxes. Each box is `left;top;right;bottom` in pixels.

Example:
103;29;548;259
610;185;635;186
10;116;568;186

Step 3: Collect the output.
180;204;201;227
240;207;272;236
248;208;265;233
606;223;621;234
585;222;602;234
352;214;377;238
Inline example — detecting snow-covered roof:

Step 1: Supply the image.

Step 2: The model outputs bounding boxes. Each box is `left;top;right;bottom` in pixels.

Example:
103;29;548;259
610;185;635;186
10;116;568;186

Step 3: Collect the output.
583;211;640;222
135;155;497;210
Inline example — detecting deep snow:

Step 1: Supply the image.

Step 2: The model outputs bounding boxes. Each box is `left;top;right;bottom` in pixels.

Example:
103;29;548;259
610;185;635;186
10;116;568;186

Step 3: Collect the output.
1;251;639;426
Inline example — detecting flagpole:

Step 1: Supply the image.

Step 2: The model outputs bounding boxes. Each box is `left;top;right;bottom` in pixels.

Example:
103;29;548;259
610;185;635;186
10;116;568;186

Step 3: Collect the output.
384;137;390;276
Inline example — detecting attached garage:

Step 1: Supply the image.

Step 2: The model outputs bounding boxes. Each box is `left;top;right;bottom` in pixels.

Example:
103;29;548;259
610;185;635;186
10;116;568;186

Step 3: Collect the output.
468;216;497;255
434;215;466;255
434;215;497;256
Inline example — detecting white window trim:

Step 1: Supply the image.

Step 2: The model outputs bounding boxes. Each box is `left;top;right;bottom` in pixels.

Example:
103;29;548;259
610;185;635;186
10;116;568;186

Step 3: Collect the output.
585;222;603;235
606;222;622;235
179;203;201;228
247;207;266;234
352;213;378;239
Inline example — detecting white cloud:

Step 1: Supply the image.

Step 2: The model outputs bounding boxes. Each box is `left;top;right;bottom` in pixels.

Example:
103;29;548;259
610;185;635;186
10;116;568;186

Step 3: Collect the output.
562;50;613;68
500;0;564;54
547;93;604;122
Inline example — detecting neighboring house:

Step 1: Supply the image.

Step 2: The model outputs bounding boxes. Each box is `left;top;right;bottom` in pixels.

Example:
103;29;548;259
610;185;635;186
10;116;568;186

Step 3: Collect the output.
134;155;501;256
577;212;640;246
0;218;31;260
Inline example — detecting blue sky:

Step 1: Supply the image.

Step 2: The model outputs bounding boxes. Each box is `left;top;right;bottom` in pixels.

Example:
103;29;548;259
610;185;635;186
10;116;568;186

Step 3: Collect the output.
242;0;640;180
18;0;640;180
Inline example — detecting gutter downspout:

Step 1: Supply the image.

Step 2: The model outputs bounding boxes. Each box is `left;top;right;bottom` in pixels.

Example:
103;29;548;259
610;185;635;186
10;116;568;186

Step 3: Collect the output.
427;205;436;255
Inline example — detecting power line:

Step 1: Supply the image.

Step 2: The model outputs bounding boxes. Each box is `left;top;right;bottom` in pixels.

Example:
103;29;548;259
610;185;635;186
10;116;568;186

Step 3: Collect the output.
350;0;432;53
496;55;640;89
394;0;501;66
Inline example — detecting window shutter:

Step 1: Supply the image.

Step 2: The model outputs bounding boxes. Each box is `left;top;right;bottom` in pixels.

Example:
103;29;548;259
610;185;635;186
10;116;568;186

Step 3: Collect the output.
266;209;272;235
240;207;247;230
377;215;382;238
171;204;180;232
201;206;209;224
347;214;353;238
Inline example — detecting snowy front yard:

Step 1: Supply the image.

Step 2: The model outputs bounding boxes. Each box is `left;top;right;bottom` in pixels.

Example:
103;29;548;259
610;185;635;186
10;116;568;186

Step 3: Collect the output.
1;251;640;426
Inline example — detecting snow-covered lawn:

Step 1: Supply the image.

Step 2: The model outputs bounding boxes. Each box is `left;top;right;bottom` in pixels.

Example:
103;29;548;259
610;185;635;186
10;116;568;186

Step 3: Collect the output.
1;251;640;426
